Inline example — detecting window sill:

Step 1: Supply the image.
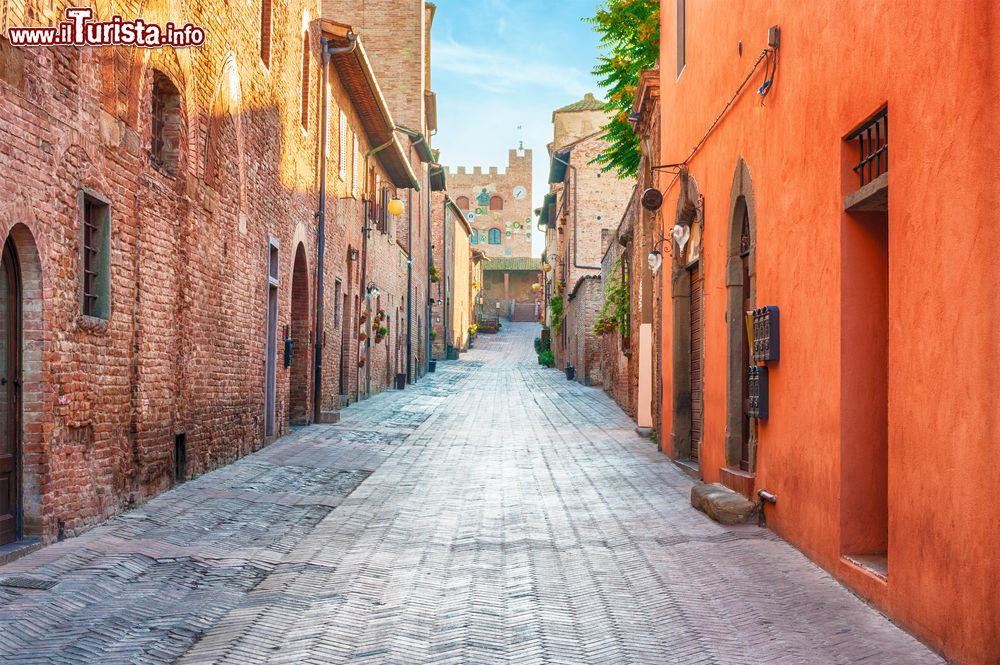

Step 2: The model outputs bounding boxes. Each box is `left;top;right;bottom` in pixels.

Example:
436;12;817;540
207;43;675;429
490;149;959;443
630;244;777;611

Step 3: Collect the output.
77;314;110;333
844;171;888;212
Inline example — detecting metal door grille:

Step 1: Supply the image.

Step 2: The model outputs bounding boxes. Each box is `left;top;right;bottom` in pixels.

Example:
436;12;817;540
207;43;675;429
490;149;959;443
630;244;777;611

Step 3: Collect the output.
690;264;703;462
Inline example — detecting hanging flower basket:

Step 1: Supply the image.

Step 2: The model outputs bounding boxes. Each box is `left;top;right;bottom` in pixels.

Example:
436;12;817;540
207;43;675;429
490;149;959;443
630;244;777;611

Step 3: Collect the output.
358;357;366;368
358;332;368;342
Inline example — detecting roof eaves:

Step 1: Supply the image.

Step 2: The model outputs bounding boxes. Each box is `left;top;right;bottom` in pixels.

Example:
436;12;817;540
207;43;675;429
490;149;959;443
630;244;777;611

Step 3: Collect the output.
323;26;418;190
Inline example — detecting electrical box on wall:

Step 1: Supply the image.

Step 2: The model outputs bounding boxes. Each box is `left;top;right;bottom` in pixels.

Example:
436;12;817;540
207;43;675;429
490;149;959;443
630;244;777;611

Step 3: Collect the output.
749;366;769;419
768;25;781;49
752;306;780;363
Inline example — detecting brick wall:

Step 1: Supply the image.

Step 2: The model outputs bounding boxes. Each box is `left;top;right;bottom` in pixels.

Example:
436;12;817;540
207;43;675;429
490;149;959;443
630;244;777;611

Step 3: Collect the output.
0;0;420;542
599;227;634;416
564;277;603;385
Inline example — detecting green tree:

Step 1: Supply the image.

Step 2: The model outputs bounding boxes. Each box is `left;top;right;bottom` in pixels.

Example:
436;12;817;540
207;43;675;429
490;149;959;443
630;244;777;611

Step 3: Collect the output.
585;0;660;179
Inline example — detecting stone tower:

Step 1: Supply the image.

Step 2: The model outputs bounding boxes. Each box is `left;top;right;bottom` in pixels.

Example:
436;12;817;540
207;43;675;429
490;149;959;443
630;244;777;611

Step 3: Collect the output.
445;146;534;258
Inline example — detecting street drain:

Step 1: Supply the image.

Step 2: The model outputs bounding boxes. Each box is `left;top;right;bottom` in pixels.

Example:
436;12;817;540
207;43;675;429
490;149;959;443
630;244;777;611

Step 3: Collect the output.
0;575;57;590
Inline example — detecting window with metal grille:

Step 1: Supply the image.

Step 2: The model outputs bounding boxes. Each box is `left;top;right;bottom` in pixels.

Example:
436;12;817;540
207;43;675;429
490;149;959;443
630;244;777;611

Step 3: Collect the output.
848;107;887;188
300;31;310;129
80;192;111;319
259;0;272;67
151;72;181;175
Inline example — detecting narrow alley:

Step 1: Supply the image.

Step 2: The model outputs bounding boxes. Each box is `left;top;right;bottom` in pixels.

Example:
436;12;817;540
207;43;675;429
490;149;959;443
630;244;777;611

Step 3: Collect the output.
0;324;940;664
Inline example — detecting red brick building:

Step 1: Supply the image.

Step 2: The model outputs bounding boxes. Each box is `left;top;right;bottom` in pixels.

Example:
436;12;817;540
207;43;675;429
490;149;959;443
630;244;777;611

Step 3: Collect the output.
332;0;439;385
543;95;632;386
0;0;428;546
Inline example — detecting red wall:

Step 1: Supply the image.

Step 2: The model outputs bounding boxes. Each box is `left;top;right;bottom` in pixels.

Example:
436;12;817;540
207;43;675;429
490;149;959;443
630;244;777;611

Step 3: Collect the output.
657;2;1000;663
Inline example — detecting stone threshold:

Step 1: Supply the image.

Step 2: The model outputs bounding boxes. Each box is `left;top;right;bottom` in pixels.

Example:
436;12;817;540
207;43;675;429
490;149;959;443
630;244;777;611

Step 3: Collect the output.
0;539;44;567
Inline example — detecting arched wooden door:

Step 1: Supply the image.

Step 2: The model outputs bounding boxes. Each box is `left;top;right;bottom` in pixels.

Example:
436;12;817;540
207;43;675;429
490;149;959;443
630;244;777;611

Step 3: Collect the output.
0;240;22;545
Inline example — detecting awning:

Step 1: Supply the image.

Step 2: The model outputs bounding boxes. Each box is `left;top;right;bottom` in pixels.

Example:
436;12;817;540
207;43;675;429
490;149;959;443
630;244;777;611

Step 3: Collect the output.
538;192;556;228
429;164;446;191
548;147;573;184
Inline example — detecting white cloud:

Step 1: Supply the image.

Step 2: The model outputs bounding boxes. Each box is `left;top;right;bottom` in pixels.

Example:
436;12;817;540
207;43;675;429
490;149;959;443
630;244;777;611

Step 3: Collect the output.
433;38;590;97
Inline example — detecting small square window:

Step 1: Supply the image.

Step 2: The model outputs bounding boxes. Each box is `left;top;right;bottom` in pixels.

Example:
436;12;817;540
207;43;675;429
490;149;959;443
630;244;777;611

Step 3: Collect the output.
80;191;111;319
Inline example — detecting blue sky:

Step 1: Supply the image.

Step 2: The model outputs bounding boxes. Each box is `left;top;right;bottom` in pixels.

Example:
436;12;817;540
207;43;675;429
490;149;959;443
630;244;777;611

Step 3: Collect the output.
430;0;605;254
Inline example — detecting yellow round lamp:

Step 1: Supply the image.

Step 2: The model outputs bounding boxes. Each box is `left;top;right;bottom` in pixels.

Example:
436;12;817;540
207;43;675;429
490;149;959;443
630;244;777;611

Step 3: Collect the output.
387;198;405;217
542;263;552;273
531;283;541;292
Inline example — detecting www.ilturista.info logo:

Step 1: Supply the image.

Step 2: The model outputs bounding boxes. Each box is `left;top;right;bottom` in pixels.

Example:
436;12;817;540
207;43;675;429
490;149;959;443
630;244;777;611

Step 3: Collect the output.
6;7;205;47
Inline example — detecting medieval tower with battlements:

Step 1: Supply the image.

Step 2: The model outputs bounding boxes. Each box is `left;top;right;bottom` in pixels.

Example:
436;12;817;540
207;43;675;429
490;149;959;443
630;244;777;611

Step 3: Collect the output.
446;146;534;258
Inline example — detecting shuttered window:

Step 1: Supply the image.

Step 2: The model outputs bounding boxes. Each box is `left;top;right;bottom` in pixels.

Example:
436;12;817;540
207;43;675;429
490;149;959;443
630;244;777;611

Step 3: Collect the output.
300;32;310;129
338;111;347;180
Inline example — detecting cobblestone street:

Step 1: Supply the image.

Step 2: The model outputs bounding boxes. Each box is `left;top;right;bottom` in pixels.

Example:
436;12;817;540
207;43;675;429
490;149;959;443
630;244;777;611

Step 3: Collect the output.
0;323;940;664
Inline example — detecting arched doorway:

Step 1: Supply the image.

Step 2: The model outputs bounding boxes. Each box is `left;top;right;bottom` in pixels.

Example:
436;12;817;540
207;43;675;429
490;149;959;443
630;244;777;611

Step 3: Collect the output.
0;239;21;545
0;224;42;544
669;174;704;471
288;243;310;426
725;159;757;478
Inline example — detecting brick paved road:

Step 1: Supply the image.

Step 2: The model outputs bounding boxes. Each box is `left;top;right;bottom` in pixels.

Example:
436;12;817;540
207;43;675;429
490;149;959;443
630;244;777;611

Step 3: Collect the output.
0;323;941;664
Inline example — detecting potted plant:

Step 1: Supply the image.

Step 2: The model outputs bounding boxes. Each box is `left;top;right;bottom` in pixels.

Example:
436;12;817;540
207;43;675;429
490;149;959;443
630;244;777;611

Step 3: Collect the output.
375;326;388;343
429;330;437;340
429;266;441;283
359;331;368;342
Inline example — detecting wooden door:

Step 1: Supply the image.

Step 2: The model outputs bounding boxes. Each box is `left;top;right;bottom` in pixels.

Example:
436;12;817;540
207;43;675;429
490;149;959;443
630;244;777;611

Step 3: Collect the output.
690;264;703;462
0;241;21;545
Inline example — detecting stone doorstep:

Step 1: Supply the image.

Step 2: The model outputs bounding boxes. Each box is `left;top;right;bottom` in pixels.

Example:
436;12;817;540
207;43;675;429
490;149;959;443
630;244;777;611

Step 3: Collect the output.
0;539;44;567
691;482;759;526
316;411;341;425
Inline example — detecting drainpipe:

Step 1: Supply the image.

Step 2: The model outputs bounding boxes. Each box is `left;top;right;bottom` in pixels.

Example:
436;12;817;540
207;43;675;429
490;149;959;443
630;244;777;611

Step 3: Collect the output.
314;33;358;420
551;153;601;272
442;196;449;356
426;169;433;369
404;142;415;383
356;137;396;400
394;125;430;377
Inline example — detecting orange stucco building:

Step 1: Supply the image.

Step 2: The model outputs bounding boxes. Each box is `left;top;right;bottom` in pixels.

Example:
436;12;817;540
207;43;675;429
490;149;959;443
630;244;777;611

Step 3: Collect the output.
656;3;999;663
